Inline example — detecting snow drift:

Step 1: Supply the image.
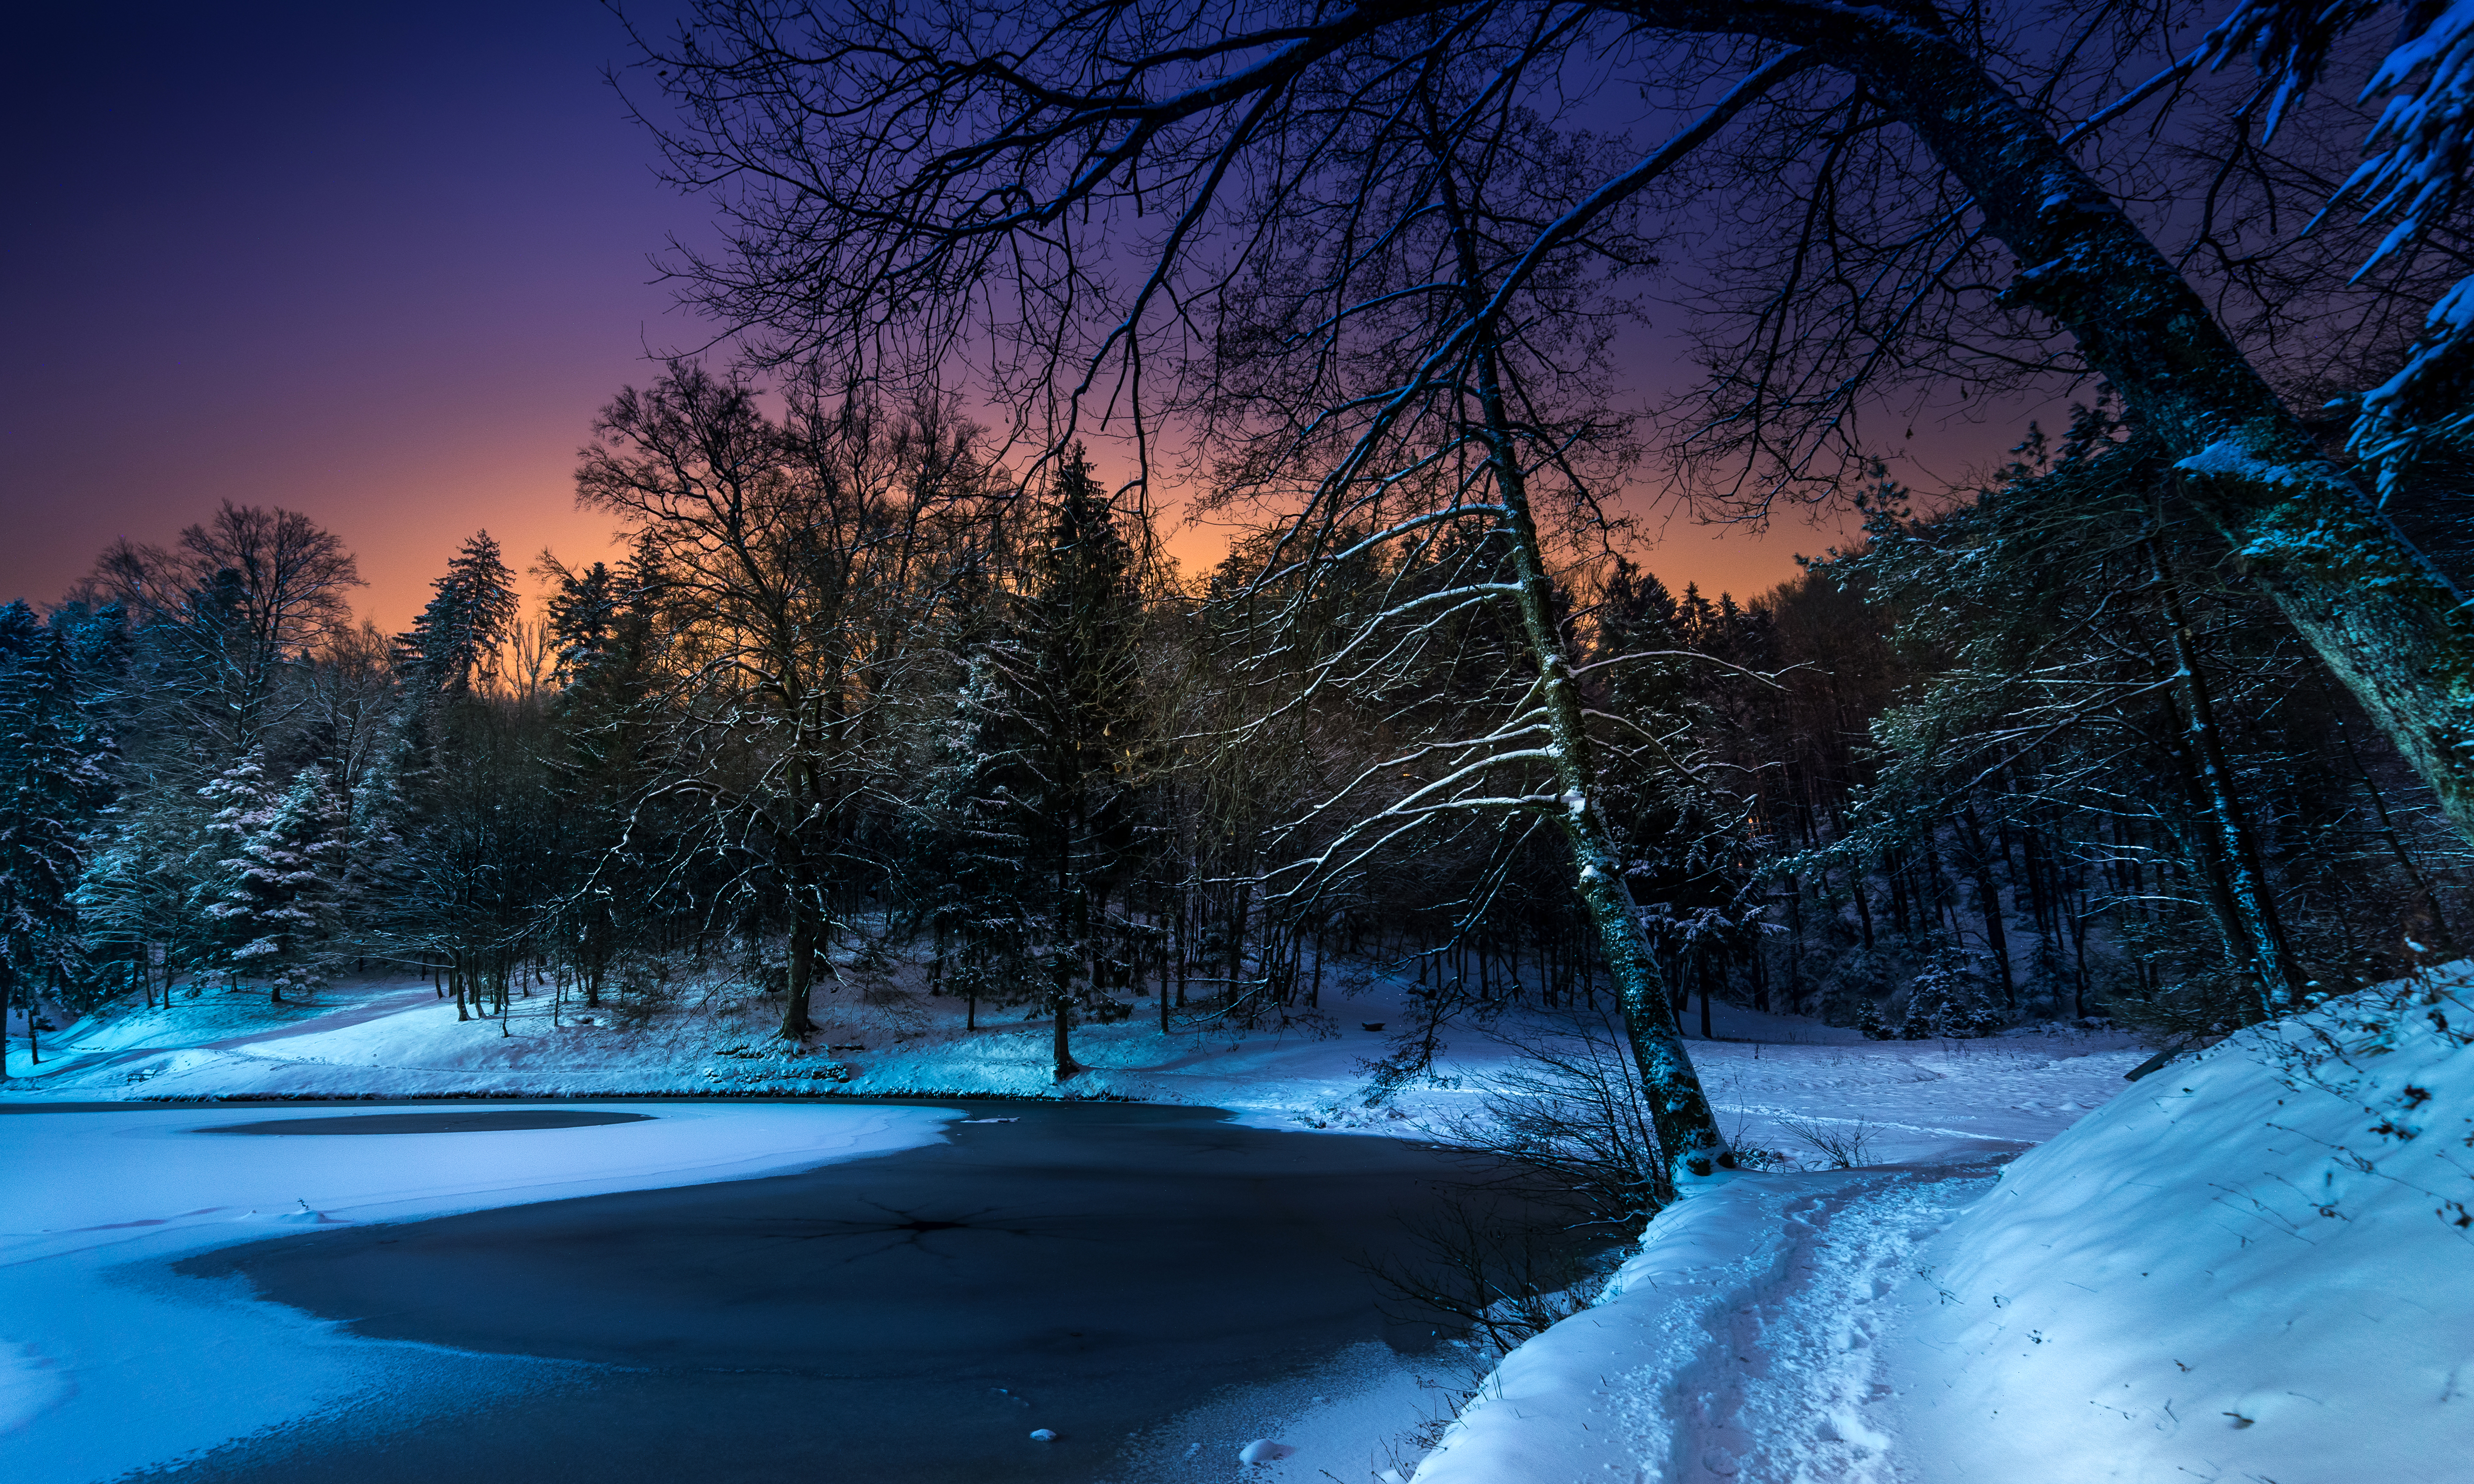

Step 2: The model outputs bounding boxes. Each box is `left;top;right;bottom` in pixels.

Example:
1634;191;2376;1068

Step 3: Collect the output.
1898;968;2474;1482
1408;970;2474;1483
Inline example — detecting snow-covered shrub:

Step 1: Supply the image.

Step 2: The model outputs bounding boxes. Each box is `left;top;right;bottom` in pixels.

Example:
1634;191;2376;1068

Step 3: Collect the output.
1899;950;2002;1039
1818;943;1904;1030
608;954;681;1027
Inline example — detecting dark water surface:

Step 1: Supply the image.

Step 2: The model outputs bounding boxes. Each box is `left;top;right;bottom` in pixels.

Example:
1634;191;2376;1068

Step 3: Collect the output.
196;1110;655;1135
163;1102;1506;1484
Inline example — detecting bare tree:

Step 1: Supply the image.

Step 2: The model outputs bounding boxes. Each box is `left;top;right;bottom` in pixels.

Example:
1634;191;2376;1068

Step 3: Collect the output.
575;363;1002;1040
619;0;2474;857
78;502;362;755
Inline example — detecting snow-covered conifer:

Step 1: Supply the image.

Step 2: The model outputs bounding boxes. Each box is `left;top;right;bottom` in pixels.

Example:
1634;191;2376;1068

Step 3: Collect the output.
0;603;114;1070
196;754;345;1003
397;531;520;694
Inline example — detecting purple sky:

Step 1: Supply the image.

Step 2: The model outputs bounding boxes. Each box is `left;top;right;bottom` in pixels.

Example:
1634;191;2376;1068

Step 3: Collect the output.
1;2;694;631
1;3;1930;634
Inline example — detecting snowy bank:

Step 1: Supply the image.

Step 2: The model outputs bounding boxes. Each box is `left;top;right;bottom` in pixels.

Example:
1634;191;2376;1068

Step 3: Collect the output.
1408;972;2474;1483
6;974;2142;1162
1897;970;2474;1483
0;1102;956;1482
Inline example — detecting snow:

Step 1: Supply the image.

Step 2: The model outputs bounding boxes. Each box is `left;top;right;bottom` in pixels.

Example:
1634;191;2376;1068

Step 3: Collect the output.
1896;972;2474;1483
2172;438;2312;490
1396;968;2474;1483
1405;1164;1990;1484
2;974;2143;1160
48;958;2455;1483
0;1101;955;1479
0;1342;72;1436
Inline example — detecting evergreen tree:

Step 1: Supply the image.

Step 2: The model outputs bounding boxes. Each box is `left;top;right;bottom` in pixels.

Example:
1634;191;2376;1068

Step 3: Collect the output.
945;450;1153;1078
0;603;114;1070
1586;562;1760;1033
196;754;345;1003
397;531;520;694
537;544;664;1007
919;649;1042;1029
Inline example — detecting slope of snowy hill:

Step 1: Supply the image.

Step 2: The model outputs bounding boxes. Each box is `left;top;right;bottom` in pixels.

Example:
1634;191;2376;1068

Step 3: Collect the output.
1895;967;2474;1483
1408;967;2474;1484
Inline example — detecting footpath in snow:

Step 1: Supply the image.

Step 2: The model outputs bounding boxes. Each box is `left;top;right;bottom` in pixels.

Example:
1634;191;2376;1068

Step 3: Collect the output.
1412;967;2474;1484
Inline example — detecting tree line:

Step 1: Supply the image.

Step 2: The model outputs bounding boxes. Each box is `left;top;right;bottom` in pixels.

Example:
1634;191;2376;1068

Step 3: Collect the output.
4;369;2461;1094
10;0;2474;1203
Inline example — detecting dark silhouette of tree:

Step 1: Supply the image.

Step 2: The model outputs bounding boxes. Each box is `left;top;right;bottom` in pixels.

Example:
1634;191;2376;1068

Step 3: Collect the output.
619;0;2474;856
397;531;520;696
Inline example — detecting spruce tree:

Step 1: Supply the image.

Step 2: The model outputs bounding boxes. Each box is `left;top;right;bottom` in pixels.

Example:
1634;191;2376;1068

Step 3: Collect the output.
397;531;520;695
0;603;112;1070
197;754;345;1003
947;450;1152;1078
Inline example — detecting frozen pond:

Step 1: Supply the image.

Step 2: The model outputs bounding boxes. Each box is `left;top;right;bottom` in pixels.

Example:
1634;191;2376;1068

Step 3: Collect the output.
195;1109;656;1135
25;1101;1547;1483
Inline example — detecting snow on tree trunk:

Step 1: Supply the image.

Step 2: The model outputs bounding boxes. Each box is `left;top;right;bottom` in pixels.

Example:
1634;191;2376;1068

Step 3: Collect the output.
1462;312;1735;1186
1812;19;2474;840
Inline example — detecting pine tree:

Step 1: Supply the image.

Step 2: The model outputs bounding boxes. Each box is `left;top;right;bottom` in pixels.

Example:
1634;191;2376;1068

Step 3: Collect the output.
397;531;520;694
0;603;113;1072
196;754;345;1003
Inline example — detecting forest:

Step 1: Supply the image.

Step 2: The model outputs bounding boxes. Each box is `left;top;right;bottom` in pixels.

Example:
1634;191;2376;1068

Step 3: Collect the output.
3;373;2463;1098
10;0;2474;1182
15;3;2474;1480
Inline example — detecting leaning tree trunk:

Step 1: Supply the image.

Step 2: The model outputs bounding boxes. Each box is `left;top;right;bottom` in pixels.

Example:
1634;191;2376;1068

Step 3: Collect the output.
1447;179;1735;1186
1495;440;1736;1183
1781;11;2474;841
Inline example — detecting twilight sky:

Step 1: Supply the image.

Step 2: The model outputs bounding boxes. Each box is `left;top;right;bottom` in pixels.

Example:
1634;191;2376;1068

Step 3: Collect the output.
1;2;1943;634
2;1;686;632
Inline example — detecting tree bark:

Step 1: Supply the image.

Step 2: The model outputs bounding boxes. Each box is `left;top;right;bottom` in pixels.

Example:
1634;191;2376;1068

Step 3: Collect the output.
1049;952;1078;1081
2325;689;2458;956
1957;806;2015;1005
2147;536;2311;1014
1442;162;1733;1184
1694;4;2474;841
781;898;816;1042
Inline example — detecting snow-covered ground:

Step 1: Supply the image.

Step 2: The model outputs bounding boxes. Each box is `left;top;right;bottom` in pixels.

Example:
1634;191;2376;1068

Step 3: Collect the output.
3;971;2141;1165
0;1100;956;1482
0;967;2172;1483
10;986;2446;1484
1406;966;2474;1484
34;966;2448;1481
